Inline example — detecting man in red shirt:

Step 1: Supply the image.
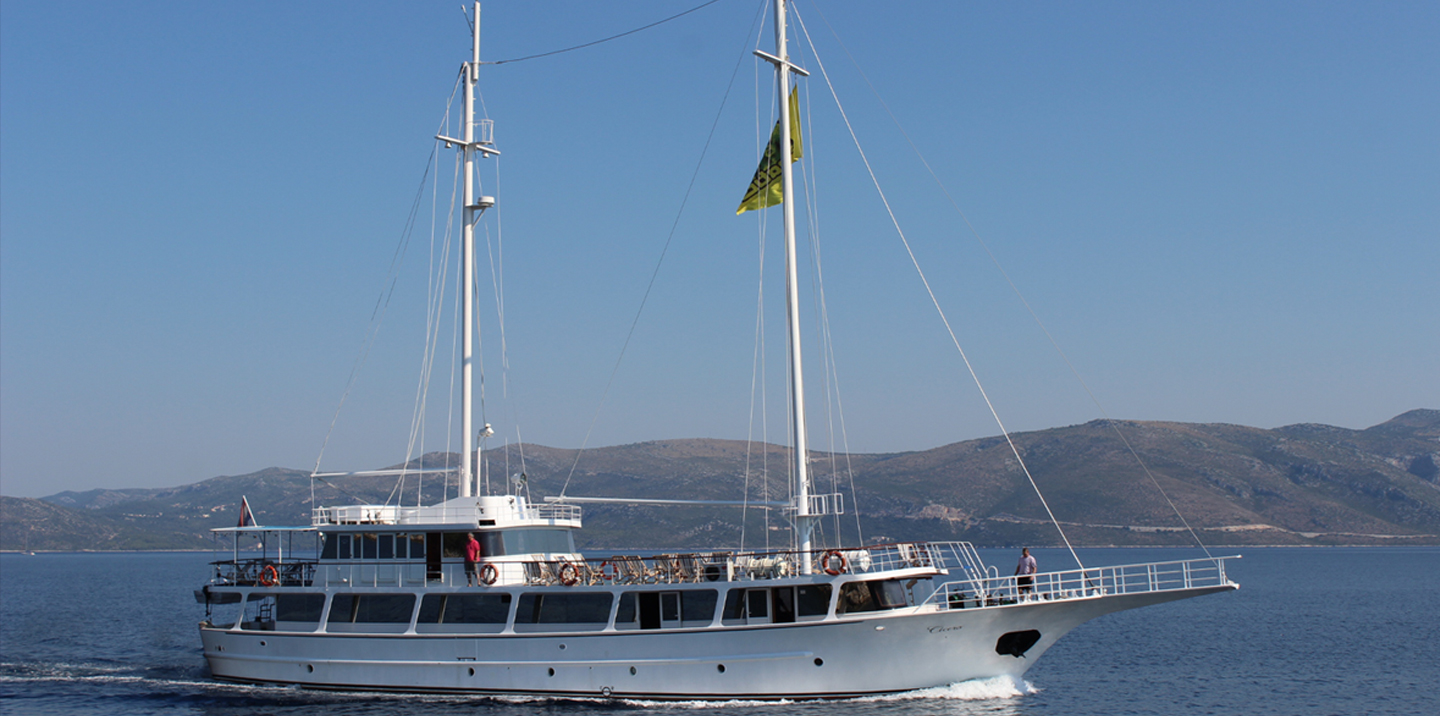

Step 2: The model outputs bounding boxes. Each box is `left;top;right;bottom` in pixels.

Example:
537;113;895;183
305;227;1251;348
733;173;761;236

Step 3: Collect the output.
465;533;483;586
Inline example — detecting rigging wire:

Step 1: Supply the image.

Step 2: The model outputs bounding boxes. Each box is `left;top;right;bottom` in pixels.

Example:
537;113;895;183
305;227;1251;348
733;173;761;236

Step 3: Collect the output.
793;6;1086;570
806;3;1214;559
786;30;864;548
484;0;727;66
742;7;776;552
423;105;458;507
557;1;769;500
397;143;462;507
310;74;462;503
399;71;468;507
481;156;525;494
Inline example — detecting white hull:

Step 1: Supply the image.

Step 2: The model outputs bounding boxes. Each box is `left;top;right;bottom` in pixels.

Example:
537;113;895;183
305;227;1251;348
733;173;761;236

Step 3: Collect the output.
201;584;1232;699
196;3;1242;701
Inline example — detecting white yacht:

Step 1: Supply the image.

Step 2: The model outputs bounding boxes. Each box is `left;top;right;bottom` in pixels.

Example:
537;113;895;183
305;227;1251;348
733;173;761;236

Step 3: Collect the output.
197;1;1238;699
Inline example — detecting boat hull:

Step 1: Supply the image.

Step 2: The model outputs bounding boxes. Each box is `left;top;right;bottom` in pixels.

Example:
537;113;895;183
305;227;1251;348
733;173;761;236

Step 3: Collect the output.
200;583;1233;699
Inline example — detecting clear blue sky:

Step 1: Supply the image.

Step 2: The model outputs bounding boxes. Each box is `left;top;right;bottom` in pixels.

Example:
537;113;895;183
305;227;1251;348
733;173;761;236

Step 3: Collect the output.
3;1;1436;498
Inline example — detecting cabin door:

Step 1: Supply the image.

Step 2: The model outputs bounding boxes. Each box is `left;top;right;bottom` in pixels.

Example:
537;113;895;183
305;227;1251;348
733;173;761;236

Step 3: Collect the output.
638;592;662;629
426;532;443;582
745;588;770;625
638;591;684;630
772;587;796;623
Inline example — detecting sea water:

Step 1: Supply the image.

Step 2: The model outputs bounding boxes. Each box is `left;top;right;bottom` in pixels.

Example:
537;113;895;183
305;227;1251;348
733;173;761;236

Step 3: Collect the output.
1;547;1435;716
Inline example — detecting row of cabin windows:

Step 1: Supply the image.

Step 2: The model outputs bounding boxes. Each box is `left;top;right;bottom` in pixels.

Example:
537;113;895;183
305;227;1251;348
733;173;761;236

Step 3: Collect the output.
319;529;574;561
322;533;425;561
239;580;909;631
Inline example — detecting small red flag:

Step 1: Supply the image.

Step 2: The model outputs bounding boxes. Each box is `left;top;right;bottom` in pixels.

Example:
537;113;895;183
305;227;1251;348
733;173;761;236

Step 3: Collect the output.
237;496;256;528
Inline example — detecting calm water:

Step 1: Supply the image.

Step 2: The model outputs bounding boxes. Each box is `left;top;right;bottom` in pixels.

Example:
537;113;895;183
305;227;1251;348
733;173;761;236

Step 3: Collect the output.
1;547;1436;715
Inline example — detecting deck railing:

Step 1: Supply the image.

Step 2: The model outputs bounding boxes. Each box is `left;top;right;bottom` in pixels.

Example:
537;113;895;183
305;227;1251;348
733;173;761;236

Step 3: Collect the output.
216;558;317;587
211;543;1237;604
211;542;949;589
920;552;1237;609
311;501;583;526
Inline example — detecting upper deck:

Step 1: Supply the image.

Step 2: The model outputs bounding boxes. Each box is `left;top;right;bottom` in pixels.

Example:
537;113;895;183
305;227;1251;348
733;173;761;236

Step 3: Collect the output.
309;494;581;530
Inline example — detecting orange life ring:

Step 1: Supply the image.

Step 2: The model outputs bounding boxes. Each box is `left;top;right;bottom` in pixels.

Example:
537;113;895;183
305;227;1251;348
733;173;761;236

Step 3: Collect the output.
558;562;580;586
598;561;616;581
480;563;498;586
821;550;847;576
259;564;279;587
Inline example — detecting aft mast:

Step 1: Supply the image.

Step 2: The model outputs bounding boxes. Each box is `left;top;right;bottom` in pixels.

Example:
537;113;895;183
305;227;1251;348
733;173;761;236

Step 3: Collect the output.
453;2;497;498
772;0;814;568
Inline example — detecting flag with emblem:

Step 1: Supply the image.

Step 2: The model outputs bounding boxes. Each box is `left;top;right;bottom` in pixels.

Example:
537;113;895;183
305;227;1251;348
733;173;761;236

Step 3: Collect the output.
736;87;803;215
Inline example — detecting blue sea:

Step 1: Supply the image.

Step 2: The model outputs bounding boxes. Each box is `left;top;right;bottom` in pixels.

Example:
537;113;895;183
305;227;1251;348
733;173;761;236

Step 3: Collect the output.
1;547;1436;715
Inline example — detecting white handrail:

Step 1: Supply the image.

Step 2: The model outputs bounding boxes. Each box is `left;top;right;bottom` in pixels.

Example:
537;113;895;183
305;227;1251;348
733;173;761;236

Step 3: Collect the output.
921;554;1239;609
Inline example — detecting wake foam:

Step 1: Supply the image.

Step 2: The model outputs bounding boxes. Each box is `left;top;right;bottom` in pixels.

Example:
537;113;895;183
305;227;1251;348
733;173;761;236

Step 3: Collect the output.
607;675;1034;708
863;674;1036;702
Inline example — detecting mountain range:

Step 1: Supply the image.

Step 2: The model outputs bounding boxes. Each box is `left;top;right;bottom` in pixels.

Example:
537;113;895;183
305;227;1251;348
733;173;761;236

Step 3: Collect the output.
3;409;1437;551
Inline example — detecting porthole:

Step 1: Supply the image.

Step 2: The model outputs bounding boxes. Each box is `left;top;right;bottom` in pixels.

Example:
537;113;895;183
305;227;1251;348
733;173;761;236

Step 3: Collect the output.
259;640;267;647
548;668;555;677
814;658;824;667
717;664;726;673
629;666;637;675
306;664;314;673
468;667;475;676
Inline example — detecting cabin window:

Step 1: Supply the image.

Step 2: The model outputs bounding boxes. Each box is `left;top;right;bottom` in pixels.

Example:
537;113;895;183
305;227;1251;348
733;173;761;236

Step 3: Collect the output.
837;579;909;615
874;579;908;608
321;534;338;560
616;590;715;630
275;593;326;624
205;597;243;629
747;589;769;619
408;534;426;559
378;534;394;559
682;590;719;625
479;532;502;557
839;582;876;613
500;528;574;556
241;593;275;630
772;587;796;623
797;584;832;617
360;533;378;560
722;589;745;622
616;592;636;625
723;586;823;623
328;593;415;624
418;593;511;624
442;532;470;559
338;535;352;560
514;593;612;631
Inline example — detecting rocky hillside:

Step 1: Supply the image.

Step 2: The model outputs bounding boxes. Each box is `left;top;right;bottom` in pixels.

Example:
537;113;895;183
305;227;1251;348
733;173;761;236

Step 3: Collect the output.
4;410;1436;551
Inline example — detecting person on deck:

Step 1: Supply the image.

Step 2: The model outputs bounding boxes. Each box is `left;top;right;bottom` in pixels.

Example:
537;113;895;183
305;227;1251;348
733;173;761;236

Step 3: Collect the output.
1015;548;1037;596
465;533;483;586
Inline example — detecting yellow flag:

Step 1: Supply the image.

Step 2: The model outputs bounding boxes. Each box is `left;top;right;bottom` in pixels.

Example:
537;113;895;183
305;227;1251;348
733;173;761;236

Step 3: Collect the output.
736;88;803;215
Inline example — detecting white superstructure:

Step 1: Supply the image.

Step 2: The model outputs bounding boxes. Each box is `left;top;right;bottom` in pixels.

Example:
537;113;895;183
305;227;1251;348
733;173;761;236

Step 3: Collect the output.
197;2;1238;699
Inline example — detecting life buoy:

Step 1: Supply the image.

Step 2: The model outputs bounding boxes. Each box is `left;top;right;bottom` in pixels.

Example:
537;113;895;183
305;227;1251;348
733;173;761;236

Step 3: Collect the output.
480;563;498;586
598;561;616;581
259;564;279;587
821;550;847;576
558;562;580;586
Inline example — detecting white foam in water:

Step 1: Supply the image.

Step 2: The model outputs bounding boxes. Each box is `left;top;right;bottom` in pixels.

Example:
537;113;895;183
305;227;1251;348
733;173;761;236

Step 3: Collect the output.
577;675;1034;708
860;674;1036;702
